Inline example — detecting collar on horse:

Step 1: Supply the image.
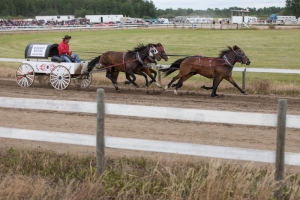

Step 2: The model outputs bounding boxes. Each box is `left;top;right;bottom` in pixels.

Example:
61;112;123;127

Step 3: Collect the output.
136;52;146;65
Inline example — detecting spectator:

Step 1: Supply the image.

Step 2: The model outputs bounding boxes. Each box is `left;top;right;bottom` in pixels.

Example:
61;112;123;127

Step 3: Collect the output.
58;35;81;63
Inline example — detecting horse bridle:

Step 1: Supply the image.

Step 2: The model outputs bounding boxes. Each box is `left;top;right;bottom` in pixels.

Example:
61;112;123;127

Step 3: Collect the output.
223;48;247;67
232;48;248;63
136;45;159;65
156;44;168;60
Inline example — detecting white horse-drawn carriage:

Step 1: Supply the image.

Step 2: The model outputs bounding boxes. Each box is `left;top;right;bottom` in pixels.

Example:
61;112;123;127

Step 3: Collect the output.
15;43;91;90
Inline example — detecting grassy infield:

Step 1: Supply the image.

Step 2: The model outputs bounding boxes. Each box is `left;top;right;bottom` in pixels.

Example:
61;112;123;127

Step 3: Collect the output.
1;28;300;199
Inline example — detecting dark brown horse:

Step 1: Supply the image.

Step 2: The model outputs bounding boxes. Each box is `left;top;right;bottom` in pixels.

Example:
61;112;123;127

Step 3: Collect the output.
111;43;169;88
86;44;161;91
160;45;250;97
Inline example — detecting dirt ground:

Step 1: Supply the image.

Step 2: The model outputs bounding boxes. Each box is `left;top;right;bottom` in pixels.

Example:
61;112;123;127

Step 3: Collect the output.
0;78;300;170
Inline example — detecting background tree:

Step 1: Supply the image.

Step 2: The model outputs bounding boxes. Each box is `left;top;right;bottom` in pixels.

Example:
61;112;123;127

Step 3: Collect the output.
285;0;300;16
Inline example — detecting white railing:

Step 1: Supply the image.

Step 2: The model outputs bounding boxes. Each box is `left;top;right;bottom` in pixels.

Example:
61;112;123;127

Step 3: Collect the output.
0;95;300;172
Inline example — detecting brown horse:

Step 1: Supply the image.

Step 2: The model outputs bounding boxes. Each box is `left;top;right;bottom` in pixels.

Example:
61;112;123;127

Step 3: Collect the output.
86;43;161;91
111;43;169;88
160;45;250;97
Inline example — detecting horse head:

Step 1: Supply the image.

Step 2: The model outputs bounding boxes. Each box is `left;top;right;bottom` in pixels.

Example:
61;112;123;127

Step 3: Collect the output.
148;44;161;61
232;45;251;65
156;43;169;61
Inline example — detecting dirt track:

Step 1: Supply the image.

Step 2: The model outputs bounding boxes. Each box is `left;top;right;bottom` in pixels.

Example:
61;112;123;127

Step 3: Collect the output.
1;78;300;167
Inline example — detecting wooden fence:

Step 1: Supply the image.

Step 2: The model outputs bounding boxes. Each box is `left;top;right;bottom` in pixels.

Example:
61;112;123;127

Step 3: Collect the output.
1;91;300;175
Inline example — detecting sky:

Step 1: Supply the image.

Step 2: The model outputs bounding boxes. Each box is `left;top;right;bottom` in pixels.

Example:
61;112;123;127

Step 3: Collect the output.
151;0;286;10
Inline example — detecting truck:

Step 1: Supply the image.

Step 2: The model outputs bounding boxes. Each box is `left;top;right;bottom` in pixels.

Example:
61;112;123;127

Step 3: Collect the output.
267;14;297;23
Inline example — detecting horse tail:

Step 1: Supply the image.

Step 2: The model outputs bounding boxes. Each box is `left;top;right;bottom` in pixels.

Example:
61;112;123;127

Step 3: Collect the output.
87;55;101;72
159;57;187;77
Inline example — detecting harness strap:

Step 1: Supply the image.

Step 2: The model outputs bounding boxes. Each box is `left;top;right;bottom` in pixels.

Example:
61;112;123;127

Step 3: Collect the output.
136;52;145;65
223;54;234;68
123;52;126;71
198;55;202;67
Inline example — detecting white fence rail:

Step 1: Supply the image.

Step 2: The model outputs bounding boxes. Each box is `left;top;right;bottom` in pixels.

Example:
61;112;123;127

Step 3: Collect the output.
1;127;300;167
0;96;299;128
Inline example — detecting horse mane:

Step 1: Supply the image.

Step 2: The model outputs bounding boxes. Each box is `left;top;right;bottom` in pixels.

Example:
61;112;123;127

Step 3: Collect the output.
128;43;148;53
218;45;239;58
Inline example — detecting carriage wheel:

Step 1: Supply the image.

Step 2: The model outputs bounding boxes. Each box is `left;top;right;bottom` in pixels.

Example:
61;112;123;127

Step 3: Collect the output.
50;65;71;90
15;63;35;87
73;73;92;88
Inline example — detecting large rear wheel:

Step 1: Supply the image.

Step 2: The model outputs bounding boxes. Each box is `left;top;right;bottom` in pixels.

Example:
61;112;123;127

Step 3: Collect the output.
15;63;35;87
50;65;71;90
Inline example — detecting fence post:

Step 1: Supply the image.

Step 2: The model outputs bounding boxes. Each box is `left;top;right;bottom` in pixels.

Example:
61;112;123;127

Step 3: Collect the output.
158;70;161;84
96;89;105;174
274;99;287;198
242;68;246;90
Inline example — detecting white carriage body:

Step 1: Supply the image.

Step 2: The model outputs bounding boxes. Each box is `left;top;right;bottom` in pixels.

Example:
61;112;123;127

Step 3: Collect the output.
22;60;83;75
16;43;91;90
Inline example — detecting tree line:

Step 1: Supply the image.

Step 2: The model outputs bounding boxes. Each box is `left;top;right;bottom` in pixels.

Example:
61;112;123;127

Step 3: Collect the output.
0;0;298;19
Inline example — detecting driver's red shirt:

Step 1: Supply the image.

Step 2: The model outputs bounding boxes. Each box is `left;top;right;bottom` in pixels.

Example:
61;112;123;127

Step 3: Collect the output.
58;40;70;56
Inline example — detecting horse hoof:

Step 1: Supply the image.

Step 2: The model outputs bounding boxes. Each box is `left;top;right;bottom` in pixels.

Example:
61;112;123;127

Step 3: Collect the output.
243;92;248;95
155;82;162;88
174;90;178;95
164;86;168;91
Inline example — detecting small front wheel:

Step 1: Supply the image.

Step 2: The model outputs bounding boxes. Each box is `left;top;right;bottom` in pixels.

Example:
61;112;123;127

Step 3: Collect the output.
50;65;71;90
73;73;92;88
15;63;35;87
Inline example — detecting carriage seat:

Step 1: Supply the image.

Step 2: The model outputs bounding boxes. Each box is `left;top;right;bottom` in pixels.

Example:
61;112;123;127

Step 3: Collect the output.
51;55;77;63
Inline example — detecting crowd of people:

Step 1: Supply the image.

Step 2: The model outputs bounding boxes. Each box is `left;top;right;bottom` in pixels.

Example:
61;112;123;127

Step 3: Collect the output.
0;18;90;27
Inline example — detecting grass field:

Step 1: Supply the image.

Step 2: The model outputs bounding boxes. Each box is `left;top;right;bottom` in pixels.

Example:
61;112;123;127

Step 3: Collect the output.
1;148;300;199
0;28;300;95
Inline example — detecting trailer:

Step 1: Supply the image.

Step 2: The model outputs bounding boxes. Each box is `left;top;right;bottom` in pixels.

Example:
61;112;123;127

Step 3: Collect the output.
16;43;92;90
35;15;75;22
85;15;123;23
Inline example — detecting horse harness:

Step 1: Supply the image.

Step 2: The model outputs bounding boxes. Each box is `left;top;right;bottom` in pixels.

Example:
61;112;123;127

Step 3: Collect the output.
196;48;246;69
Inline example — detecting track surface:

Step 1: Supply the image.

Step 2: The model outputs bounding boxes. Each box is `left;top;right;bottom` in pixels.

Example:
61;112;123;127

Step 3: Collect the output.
1;78;300;168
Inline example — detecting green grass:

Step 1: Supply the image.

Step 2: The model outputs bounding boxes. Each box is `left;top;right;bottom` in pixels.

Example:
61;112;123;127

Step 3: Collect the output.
1;28;300;95
0;29;300;68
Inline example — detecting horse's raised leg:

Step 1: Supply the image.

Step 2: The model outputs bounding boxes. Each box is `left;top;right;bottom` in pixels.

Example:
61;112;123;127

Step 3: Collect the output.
148;68;161;87
172;72;195;88
126;70;139;88
225;76;247;95
143;68;161;88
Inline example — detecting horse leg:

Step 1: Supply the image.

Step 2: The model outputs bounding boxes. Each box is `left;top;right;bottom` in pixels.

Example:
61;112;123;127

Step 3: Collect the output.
143;68;161;88
149;68;160;87
210;76;223;97
174;77;185;95
225;76;247;95
112;69;120;83
164;75;181;91
140;71;149;90
126;70;139;88
172;72;195;88
201;85;213;90
106;70;120;92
